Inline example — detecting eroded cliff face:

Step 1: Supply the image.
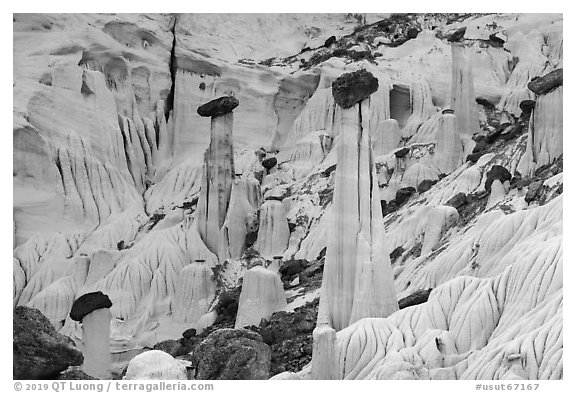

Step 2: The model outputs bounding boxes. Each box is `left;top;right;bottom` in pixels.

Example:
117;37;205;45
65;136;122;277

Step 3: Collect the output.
13;13;563;380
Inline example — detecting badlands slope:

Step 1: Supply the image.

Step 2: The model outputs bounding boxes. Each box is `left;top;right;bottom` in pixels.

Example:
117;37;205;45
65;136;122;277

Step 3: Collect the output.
13;13;562;379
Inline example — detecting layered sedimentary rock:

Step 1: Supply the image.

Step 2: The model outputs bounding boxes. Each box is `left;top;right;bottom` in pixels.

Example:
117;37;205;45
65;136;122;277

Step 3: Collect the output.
196;97;238;255
254;200;290;260
218;178;260;261
318;70;398;332
372;119;401;156
450;44;479;136
434;113;464;174
235;266;287;328
171;262;216;324
519;72;562;175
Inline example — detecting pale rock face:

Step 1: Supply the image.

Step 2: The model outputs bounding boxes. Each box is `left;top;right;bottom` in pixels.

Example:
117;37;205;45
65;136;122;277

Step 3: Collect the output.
318;96;398;331
311;325;338;380
433;114;464;174
196;113;235;255
171;262;216;324
81;308;112;379
520;86;562;176
280;222;561;379
450;44;479;136
255;200;290;260
402;74;437;138
217;178;260;260
372;119;401;156
385;205;459;257
235;266;287;328
124;350;187;380
497;31;547;116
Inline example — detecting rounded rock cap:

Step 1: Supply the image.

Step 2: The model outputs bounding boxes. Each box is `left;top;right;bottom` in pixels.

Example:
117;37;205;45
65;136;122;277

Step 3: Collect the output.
331;69;379;109
197;96;239;117
70;291;112;322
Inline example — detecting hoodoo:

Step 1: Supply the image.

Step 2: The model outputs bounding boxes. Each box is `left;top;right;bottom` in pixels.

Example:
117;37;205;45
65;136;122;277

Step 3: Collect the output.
318;69;398;332
196;96;239;256
69;291;112;379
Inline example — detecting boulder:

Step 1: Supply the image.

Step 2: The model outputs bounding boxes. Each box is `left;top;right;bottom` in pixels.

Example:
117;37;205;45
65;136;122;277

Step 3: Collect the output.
124;350;187;380
417;179;438;194
324;35;336;47
182;328;197;340
476;97;495;108
331;69;379;109
407;27;419;39
398;288;433;309
197;96;239;117
446;27;466;42
192;328;271;380
466;152;483;164
69;291;112;322
153;339;187;358
261;157;277;170
395;187;416;206
394;147;410;158
279;259;304;278
525;180;545;203
488;33;505;47
485;165;512;192
445;192;468;210
14;306;83;379
520;99;536;113
527;69;563;95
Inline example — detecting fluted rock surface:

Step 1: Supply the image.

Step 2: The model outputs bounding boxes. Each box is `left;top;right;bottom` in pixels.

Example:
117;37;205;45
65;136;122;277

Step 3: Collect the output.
318;71;398;331
196;110;235;255
235;266;287;329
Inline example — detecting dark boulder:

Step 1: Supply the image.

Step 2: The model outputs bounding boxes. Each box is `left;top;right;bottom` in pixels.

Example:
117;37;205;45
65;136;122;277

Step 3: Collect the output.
485;165;512;192
197;96;239;117
525;179;545;203
182;328;197;340
324;35;336;47
331;69;379;109
191;329;271;380
70;291;112;322
407;27;419;39
417;179;438;194
279;260;304;279
14;306;83;379
466;152;483;164
473;140;488;153
395;187;416;206
389;246;404;262
527;69;563;95
476;97;495;108
445;192;467;209
488;33;505;47
520;99;536;113
154;339;187;358
446;27;466;42
394;147;410;158
261;157;277;170
398;288;433;309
